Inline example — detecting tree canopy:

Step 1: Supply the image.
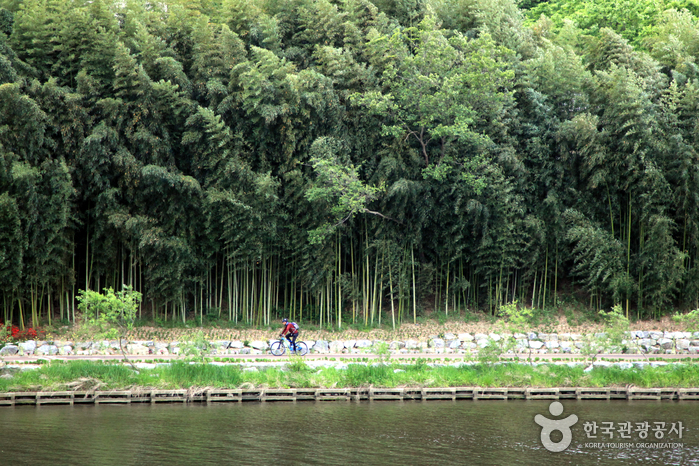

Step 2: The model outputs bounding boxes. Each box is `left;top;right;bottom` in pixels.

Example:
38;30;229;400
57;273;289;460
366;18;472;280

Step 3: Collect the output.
2;0;699;329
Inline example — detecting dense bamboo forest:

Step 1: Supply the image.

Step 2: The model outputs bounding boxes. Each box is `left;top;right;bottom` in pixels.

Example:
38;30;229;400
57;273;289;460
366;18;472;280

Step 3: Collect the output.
2;0;699;329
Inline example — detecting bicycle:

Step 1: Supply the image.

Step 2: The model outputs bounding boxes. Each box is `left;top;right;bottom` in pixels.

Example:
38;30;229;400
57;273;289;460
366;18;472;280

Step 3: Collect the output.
270;337;308;356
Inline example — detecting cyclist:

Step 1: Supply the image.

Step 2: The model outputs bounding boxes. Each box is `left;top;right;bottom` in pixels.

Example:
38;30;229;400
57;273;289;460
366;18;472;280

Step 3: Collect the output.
279;318;299;353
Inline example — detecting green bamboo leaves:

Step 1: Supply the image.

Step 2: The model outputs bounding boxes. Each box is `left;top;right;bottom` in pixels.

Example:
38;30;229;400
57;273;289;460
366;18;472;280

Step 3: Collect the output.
3;0;699;328
306;136;382;243
352;17;515;166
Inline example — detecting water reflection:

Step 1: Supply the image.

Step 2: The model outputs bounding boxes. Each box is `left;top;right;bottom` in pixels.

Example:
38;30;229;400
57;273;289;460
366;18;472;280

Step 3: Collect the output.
1;400;698;465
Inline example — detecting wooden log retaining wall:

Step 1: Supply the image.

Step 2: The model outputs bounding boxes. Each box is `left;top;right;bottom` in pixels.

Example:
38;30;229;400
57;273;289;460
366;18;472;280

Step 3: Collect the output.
2;387;699;406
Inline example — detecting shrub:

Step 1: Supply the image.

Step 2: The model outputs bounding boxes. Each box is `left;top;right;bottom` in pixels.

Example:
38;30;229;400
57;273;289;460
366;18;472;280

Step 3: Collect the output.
0;322;43;343
673;309;699;332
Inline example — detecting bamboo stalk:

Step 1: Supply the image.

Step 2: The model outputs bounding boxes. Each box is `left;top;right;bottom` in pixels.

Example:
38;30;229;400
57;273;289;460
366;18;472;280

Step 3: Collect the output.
389;252;395;330
411;245;417;324
626;194;631;318
542;247;548;309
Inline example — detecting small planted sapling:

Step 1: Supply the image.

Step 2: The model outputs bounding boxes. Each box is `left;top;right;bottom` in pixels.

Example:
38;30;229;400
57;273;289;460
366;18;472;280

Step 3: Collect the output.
76;286;142;369
496;301;533;364
181;330;212;364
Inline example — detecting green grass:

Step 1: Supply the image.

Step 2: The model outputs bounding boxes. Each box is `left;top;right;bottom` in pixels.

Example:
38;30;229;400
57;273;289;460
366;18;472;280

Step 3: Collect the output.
4;361;699;392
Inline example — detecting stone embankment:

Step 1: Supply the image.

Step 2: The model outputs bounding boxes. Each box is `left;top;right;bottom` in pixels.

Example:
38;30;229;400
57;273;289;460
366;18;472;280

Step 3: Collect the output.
2;330;699;357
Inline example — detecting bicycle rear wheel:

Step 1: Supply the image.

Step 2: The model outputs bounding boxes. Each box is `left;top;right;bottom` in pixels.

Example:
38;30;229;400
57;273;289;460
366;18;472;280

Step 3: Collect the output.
270;341;285;356
294;342;308;356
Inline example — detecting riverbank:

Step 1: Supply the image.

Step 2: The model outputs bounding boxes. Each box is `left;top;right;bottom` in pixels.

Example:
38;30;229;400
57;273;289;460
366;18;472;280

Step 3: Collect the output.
3;360;699;394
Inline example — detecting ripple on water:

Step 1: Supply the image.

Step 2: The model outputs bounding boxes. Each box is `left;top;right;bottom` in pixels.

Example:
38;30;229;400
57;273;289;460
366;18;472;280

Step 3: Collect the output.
0;400;698;465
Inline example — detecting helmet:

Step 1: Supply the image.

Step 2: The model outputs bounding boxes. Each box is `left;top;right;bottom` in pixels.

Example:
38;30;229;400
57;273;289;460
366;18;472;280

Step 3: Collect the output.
282;318;288;323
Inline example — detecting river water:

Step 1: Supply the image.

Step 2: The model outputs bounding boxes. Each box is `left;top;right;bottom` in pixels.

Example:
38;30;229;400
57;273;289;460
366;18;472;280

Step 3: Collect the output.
1;400;698;465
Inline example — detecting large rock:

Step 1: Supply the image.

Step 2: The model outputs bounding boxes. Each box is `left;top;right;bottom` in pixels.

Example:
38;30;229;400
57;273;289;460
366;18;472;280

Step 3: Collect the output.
529;341;544;349
405;340;420;349
657;338;674;350
389;341;406;350
249;340;268;350
515;339;528;349
126;344;149;355
344;340;357;349
429;338;445;348
329;340;345;353
0;345;19;356
312;340;330;353
458;333;474;342
36;344;58;355
355;340;372;348
676;339;691;350
227;340;244;349
18;341;36;354
639;339;654;349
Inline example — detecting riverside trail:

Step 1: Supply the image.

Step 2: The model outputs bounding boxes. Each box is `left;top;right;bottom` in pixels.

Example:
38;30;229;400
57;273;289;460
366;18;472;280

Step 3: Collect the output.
5;352;699;363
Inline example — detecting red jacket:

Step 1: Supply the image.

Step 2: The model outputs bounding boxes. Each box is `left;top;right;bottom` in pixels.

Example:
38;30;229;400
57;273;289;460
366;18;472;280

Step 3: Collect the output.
281;322;297;335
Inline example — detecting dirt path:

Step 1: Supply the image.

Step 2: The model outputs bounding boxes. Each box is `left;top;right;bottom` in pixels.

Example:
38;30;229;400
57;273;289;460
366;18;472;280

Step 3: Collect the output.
4;353;699;364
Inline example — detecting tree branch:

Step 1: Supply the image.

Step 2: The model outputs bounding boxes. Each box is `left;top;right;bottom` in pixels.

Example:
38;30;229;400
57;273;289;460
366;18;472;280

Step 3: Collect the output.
363;208;403;225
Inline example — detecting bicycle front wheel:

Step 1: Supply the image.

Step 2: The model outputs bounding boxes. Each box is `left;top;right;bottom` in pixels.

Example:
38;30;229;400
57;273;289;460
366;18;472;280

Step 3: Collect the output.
294;342;308;356
270;341;285;356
